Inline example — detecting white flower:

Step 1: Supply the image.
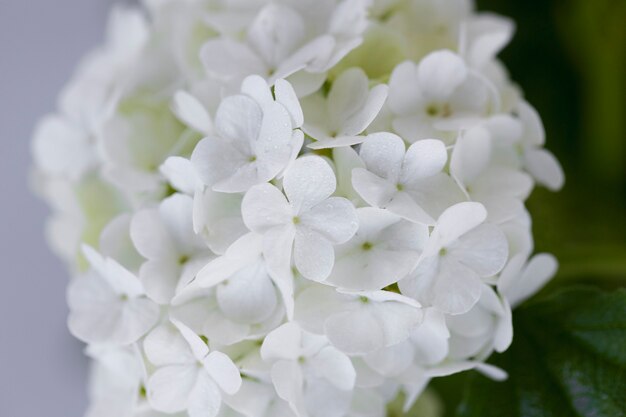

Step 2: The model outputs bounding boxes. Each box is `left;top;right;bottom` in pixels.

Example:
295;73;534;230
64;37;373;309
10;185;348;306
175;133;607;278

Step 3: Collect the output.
399;202;509;314
325;207;428;290
144;320;242;417
68;245;160;345
200;0;370;90
242;155;358;281
131;193;212;304
387;50;495;142
191;77;303;193
302;68;388;149
194;233;293;320
261;322;356;417
352;132;460;224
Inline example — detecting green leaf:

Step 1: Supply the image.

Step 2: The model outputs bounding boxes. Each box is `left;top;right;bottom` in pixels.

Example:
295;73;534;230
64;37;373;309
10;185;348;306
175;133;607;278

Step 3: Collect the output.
456;287;626;417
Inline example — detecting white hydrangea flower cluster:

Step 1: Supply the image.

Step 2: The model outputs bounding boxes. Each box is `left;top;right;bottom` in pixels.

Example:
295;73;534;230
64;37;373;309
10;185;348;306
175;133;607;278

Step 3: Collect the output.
32;1;565;416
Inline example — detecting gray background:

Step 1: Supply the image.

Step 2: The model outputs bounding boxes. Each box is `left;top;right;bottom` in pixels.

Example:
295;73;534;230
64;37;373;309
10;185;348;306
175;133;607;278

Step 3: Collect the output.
0;1;128;415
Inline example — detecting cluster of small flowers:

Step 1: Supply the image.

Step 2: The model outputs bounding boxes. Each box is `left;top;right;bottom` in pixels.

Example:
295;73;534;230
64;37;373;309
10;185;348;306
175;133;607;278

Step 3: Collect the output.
32;1;564;416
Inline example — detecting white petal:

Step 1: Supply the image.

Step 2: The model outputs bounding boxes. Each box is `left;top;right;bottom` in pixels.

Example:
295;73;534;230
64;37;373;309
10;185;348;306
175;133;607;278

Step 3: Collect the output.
401;139;448;182
130;209;174;261
410;308;450;365
351;168;397;208
463;14;515;68
191;136;248;189
261;321;302;361
160;156;202;195
388;61;421;116
144;324;195;366
81;245;144;297
284;155;336;213
342;84;389;136
147;365;197;413
509;253;558;307
188;371;222;417
203;351;242;395
328;68;369;129
241;183;292;232
358;132;405;181
216;261;277;324
172;90;212;135
325;309;385;354
263;225;296;285
171;318;210;361
293;228;335;281
275;78;304;127
200;38;265;81
247;4;305;69
241;75;274;107
300;197;358;244
271;360;306;416
450;126;492;187
449;223;509;277
435;202;487;247
524;148;565;191
417;50;468;101
311;346;356;390
433;261;483;315
139;259;180;305
216;95;262;146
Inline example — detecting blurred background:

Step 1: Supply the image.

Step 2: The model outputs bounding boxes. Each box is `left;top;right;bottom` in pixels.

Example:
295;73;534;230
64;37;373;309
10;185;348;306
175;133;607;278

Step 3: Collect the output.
0;0;623;416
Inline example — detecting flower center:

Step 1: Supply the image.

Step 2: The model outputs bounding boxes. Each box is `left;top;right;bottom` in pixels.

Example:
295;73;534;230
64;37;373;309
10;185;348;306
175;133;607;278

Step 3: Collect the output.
362;241;374;251
292;216;301;224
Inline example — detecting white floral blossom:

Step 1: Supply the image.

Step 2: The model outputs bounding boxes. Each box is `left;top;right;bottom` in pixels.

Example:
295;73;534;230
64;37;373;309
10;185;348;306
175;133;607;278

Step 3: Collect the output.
131;193;212;304
302;68;388;149
326;207;428;290
191;76;303;193
144;320;242;417
68;245;160;345
34;0;565;415
242;155;358;281
352;132;461;224
399;202;509;315
261;322;356;417
387;50;495;143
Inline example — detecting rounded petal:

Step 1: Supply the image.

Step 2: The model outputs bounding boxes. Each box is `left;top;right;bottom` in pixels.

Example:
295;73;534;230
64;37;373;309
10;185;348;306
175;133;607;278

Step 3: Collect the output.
325;309;385;354
300;197;358;244
450;126;491;187
216;261;277;324
172;90;212;135
435;202;487;247
311;346;356;390
203;351;242;395
293;228;335;281
351;168;397;208
284;155;336;213
524;148;565;191
342;84;389;136
188;372;222;417
359;132;405;181
200;38;265;81
241;183;292;233
261;321;302;361
147;365;198;413
417;50;468;102
144;324;195;366
275;78;304;128
449;223;509;277
402;139;448;183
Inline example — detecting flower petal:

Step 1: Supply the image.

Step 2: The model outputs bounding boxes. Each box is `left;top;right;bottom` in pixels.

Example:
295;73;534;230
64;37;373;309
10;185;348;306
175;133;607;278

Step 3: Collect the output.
203;351;242;395
172;90;212;135
147;365;198;413
294;228;335;281
284;155;336;213
402;139;448;182
300;197;358;244
359;132;405;181
417;50;467;102
241;183;292;233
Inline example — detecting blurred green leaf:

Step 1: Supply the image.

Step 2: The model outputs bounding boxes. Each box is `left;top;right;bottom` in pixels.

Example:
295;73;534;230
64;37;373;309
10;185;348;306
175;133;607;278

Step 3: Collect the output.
455;287;626;417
